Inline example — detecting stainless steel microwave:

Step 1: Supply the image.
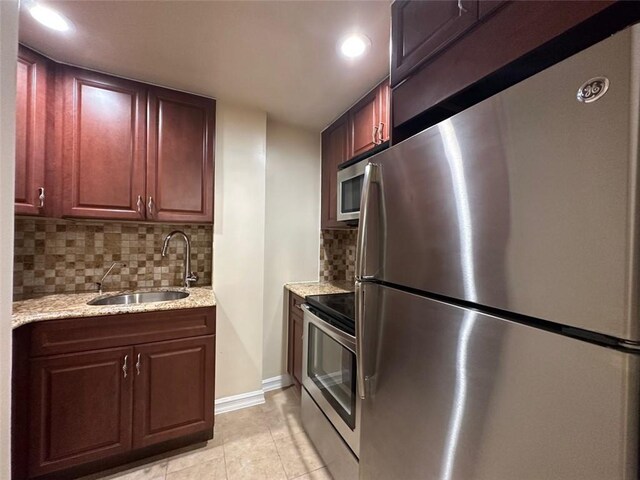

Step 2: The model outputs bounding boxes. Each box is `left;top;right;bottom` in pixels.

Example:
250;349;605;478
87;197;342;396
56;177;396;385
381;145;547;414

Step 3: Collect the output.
337;159;367;222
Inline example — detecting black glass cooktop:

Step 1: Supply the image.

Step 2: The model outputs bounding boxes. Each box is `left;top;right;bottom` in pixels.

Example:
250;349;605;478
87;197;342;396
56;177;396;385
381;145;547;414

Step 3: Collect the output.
305;292;355;336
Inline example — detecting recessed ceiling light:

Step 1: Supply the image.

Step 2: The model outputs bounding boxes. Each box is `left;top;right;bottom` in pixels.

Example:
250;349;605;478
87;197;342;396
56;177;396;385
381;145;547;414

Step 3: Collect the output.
339;33;371;59
29;3;71;32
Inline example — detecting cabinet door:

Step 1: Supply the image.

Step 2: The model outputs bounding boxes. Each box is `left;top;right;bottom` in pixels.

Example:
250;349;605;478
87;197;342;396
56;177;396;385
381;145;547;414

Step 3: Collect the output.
391;0;478;87
321;115;349;229
348;88;380;159
292;314;304;387
133;335;215;449
147;87;215;223
15;46;47;216
29;347;133;477
377;79;391;144
62;66;147;220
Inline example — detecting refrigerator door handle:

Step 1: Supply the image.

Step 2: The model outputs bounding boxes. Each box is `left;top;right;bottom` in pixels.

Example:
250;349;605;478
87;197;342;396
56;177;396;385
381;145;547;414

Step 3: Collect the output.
356;280;368;399
356;163;379;281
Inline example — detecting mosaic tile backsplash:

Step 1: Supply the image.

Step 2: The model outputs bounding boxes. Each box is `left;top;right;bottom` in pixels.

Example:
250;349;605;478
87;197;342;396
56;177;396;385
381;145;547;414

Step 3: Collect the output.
320;229;357;283
14;218;213;300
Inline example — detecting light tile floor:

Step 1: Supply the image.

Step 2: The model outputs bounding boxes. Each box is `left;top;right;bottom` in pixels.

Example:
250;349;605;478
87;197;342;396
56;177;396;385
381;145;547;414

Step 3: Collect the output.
80;387;332;480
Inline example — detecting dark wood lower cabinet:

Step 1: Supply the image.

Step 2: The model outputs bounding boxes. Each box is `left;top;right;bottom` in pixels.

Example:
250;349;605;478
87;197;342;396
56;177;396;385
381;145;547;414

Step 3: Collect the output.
291;314;303;387
287;293;305;392
133;336;215;449
29;347;133;478
12;307;216;480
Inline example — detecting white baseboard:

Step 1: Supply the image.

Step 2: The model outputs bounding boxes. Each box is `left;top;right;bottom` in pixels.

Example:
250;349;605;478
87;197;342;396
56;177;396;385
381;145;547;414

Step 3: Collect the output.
214;389;265;415
215;374;293;415
262;374;292;393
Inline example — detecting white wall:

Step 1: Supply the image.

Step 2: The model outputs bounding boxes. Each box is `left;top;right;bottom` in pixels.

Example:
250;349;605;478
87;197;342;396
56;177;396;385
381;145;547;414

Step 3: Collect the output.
0;1;18;476
213;102;267;399
213;109;321;399
263;119;320;380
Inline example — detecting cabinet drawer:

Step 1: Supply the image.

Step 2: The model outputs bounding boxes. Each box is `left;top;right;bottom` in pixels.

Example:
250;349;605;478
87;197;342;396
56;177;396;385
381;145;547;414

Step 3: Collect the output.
289;293;305;319
30;307;215;357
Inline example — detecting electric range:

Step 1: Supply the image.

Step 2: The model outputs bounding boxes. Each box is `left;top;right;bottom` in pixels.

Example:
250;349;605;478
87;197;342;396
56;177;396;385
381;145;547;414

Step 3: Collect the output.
300;290;359;480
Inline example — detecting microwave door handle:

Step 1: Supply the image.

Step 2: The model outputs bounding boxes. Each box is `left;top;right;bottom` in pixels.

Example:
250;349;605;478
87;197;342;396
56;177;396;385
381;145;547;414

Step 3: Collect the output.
356;163;378;280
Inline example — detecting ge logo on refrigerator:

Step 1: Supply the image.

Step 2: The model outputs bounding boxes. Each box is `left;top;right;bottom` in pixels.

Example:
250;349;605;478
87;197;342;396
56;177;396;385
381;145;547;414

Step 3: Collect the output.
576;77;609;103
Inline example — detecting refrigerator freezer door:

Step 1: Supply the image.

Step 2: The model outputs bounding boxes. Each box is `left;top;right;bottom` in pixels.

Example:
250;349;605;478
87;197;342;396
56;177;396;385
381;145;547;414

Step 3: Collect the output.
361;24;640;341
359;283;640;480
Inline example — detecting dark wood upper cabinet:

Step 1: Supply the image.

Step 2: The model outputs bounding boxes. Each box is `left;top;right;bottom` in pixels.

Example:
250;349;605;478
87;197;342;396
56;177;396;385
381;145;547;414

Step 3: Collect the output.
348;79;390;158
24;54;215;224
390;1;634;140
391;0;479;87
28;347;133;477
62;66;147;221
348;88;380;158
321;78;389;229
321;114;349;229
133;335;215;449
147;88;215;223
377;79;391;144
15;47;48;216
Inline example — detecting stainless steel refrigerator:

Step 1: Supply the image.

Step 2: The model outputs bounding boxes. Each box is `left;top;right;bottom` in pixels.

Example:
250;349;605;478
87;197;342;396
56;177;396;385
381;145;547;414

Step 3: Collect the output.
355;23;640;480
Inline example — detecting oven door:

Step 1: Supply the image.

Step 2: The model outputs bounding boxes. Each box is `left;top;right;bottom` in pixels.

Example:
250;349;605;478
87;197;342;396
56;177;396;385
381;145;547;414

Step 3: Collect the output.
337;160;366;222
302;305;360;456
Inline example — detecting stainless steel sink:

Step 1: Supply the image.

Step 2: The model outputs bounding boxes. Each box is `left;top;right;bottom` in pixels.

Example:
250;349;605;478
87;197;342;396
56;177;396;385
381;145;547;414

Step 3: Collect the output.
88;290;189;306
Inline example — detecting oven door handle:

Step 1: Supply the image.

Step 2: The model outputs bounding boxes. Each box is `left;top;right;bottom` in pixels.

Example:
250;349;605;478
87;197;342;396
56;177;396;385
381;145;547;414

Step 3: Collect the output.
301;304;356;353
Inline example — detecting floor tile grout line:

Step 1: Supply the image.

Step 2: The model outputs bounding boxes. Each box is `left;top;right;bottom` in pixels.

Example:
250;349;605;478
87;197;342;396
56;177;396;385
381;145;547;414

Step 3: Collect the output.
221;432;230;480
269;418;290;479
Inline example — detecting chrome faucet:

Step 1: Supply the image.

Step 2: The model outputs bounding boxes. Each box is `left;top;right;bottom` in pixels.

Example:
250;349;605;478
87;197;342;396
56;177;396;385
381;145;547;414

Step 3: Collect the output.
96;262;126;295
161;230;198;288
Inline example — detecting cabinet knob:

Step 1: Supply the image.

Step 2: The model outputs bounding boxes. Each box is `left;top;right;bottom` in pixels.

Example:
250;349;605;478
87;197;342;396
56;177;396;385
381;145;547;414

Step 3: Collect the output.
136;195;143;215
372;125;379;145
122;354;129;378
377;122;385;144
148;196;154;217
136;353;141;375
38;187;45;208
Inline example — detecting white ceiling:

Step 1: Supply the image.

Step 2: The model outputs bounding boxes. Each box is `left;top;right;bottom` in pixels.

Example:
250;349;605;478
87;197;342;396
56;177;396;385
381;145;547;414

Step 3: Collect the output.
19;0;391;132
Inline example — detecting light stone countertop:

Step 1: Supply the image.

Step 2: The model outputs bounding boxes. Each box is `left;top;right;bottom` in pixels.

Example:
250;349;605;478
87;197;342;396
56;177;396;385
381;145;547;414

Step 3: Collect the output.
12;286;216;329
284;280;354;298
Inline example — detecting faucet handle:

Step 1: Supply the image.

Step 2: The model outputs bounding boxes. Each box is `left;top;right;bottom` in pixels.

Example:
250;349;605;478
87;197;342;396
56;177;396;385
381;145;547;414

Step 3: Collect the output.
186;272;199;287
